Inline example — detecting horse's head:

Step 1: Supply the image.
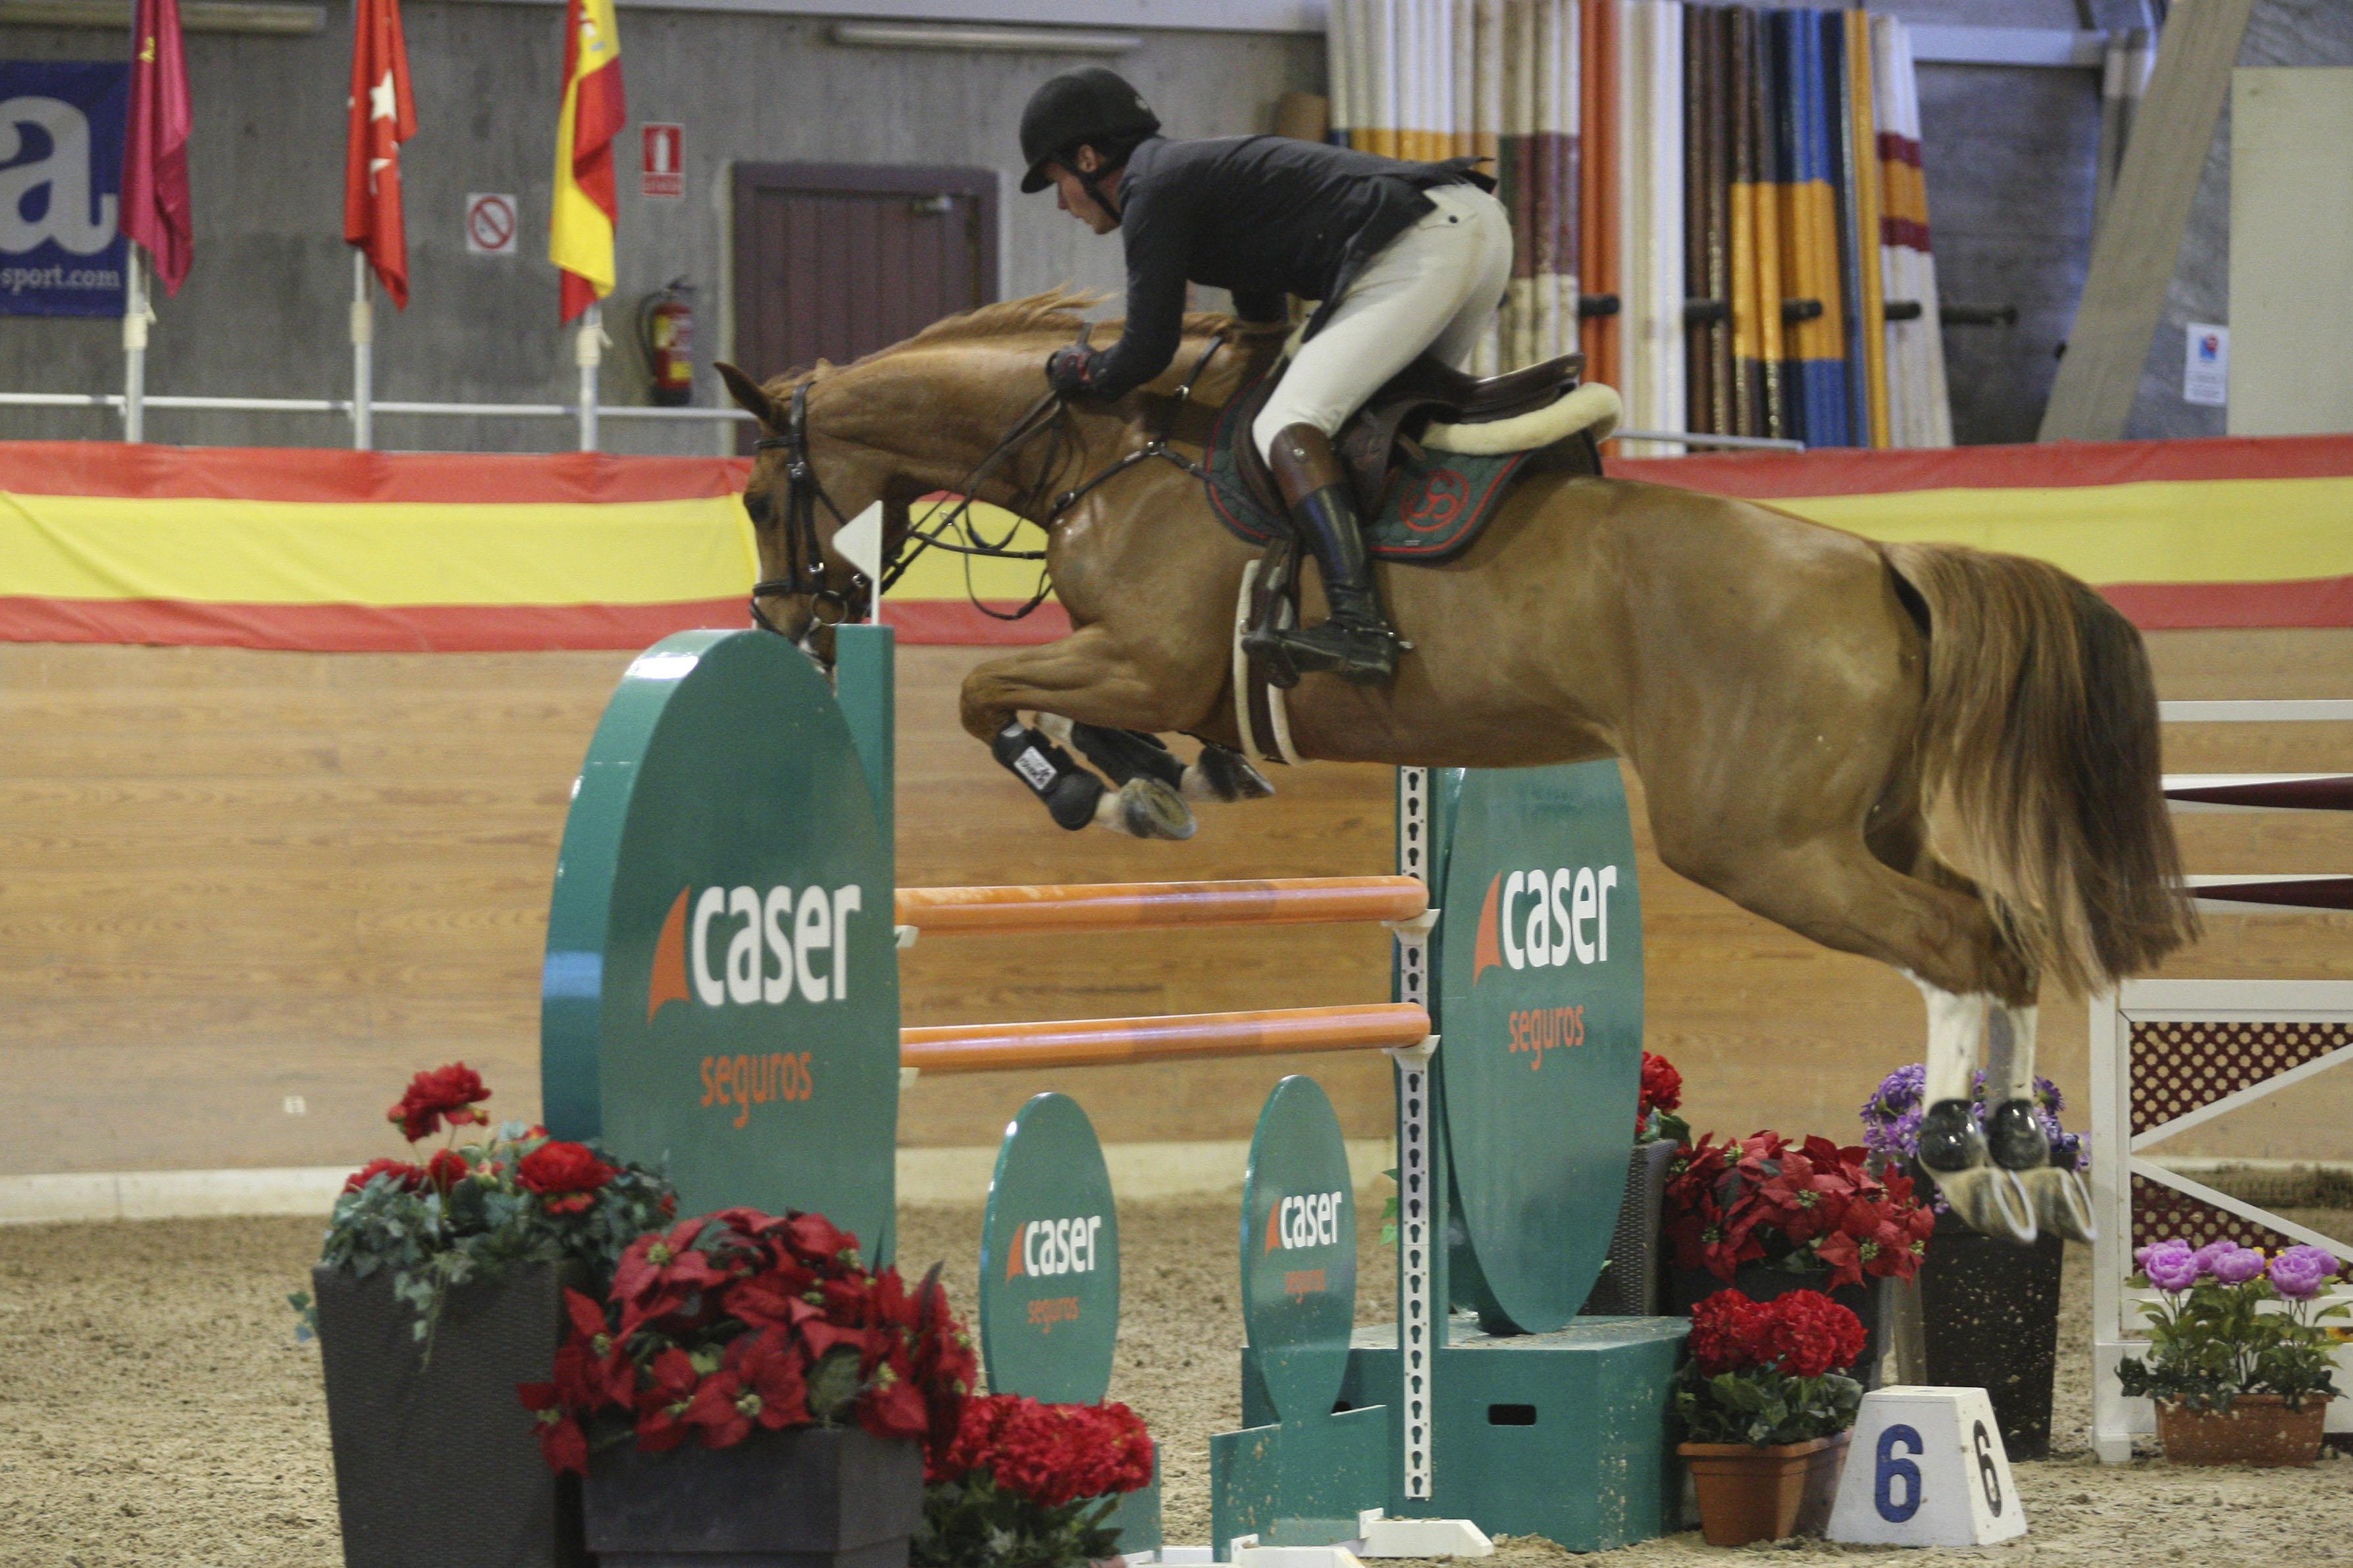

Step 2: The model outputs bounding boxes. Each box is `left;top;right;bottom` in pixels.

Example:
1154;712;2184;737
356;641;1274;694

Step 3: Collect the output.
715;360;894;665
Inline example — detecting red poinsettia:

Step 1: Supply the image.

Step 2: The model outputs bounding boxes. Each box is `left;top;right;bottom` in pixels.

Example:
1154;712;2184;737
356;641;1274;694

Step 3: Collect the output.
1665;1128;1930;1285
520;1207;977;1475
515;1140;617;1214
387;1062;492;1143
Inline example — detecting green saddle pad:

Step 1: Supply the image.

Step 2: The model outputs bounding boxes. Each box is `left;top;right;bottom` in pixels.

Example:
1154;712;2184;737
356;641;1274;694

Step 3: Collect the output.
1202;370;1537;563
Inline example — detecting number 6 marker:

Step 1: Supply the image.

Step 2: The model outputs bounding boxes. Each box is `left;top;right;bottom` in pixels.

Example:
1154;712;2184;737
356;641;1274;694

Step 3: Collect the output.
1828;1386;2026;1547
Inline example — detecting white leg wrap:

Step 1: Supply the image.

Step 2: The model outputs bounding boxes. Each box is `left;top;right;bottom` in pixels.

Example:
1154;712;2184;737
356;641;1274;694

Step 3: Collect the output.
1909;973;1990;1104
1987;1004;2039;1103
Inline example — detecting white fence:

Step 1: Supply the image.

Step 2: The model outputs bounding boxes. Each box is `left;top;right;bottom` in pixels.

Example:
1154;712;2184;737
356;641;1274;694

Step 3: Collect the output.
2088;699;2353;1462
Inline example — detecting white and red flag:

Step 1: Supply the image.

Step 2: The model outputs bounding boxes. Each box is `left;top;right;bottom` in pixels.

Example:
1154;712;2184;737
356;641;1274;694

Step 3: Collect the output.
344;0;417;307
122;0;194;294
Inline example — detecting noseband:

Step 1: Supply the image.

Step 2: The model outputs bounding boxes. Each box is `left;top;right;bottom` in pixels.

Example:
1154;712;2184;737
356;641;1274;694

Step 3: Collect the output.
748;382;866;642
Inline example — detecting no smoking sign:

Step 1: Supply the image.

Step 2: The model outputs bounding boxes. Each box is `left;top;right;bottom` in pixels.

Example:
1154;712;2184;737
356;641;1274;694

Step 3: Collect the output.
465;193;519;257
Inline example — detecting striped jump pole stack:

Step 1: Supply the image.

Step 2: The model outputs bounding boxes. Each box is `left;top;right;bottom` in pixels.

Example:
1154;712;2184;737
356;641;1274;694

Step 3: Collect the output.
540;625;1683;1561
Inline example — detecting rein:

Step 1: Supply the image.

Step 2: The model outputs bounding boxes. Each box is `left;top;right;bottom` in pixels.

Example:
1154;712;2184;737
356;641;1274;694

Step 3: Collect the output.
747;333;1228;645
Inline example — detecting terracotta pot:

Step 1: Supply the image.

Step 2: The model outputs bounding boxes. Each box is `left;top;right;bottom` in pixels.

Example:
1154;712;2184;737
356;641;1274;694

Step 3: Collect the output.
1676;1431;1849;1547
2155;1394;2328;1467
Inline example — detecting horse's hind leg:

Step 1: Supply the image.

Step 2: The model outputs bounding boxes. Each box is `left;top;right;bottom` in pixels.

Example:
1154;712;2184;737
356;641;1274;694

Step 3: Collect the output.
1986;1000;2097;1241
1651;815;2041;1242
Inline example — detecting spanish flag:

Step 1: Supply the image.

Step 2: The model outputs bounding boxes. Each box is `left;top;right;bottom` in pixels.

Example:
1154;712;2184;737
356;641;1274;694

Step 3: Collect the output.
550;0;623;324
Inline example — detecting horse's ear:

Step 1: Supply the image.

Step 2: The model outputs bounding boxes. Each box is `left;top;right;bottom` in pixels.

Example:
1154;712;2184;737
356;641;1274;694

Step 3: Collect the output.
715;362;777;429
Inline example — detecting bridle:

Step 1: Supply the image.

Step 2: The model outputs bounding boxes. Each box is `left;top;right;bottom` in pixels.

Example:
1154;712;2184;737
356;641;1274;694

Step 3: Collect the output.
744;332;1226;659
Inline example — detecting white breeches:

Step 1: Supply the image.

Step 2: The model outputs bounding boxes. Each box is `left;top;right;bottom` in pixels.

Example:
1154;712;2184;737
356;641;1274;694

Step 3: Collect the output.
1252;182;1515;462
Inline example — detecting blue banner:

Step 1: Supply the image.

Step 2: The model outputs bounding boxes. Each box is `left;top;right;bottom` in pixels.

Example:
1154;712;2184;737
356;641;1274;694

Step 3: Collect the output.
1;62;130;318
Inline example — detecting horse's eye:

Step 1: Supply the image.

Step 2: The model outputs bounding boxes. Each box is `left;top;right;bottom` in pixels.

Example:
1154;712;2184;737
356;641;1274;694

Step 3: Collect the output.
744;491;775;526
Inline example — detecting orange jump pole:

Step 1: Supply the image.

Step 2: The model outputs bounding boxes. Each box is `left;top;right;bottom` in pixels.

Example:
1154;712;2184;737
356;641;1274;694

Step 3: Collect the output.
894;876;1428;936
899;1002;1433;1075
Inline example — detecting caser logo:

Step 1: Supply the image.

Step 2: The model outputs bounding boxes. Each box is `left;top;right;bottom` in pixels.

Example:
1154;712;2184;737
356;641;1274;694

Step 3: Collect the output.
647;884;865;1021
1263;1189;1346;1253
1004;1215;1106;1278
1470;865;1621;982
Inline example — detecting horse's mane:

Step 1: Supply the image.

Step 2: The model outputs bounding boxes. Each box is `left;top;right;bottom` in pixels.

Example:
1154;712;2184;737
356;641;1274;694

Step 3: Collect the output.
764;288;1279;394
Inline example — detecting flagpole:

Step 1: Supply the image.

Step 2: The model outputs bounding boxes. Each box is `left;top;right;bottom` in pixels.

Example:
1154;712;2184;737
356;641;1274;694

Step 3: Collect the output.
576;302;603;452
351;251;375;451
122;251;148;443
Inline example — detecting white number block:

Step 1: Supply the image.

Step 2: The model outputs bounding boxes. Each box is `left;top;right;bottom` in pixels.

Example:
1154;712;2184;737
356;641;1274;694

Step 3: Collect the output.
1826;1386;2026;1548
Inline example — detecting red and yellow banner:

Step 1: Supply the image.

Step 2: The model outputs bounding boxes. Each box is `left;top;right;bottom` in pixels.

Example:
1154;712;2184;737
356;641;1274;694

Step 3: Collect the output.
3;435;2350;653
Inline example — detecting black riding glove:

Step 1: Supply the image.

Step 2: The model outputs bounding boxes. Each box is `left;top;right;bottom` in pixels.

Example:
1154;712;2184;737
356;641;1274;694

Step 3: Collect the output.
1045;344;1099;398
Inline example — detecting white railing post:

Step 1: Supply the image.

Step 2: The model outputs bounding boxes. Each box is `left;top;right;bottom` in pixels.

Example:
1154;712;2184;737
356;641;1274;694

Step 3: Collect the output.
122;252;149;443
576;303;604;452
351;253;375;451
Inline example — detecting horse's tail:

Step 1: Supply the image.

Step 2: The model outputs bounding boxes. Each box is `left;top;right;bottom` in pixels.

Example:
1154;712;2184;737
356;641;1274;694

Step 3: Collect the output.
1886;542;2198;996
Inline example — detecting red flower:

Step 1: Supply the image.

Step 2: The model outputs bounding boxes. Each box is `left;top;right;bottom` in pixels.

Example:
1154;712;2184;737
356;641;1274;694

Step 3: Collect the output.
516;1140;617;1214
859;1350;932;1442
424;1148;469;1192
387;1063;491;1143
633;1348;703;1452
1686;1290;1771;1375
519;1382;589;1474
613;1218;728;1330
342;1157;424;1195
1757;1290;1867;1378
729;1329;814;1433
1639;1052;1683;1115
929;1395;1155;1505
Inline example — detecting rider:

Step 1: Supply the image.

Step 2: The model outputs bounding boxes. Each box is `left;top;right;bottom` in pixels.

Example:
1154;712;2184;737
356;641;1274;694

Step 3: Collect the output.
1020;66;1511;687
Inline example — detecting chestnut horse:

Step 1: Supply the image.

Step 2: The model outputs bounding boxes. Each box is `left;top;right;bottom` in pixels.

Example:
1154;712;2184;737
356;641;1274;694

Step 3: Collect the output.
715;291;2196;1244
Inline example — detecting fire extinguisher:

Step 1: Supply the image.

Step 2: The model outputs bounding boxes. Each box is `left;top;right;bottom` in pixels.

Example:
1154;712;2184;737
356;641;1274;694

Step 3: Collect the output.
638;279;696;407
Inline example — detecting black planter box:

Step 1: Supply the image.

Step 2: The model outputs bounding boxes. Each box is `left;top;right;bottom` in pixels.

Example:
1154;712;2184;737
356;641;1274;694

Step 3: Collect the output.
1918;1211;2065;1459
1667;1262;1890;1390
1581;1139;1679;1317
313;1261;586;1568
586;1425;925;1568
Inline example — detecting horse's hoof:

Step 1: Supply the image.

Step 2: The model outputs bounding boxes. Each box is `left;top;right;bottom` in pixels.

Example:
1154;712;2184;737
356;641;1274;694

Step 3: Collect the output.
1183;746;1276;803
1986;1098;2050;1171
1915;1098;1987;1175
2021;1165;2097;1244
1928;1165;2039;1245
1096;776;1197;840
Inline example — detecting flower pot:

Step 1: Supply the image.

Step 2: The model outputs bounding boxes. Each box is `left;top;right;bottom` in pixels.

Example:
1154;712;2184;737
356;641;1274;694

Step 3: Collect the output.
1676;1431;1848;1547
2154;1394;2329;1468
1581;1139;1679;1317
312;1261;586;1568
1918;1211;2063;1459
1668;1263;1888;1388
586;1424;925;1567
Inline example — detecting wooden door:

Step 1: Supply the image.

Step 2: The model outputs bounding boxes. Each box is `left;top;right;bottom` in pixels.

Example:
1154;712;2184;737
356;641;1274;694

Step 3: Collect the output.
731;163;998;417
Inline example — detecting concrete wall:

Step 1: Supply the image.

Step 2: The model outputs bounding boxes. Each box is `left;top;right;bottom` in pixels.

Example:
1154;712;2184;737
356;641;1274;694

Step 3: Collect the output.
0;7;1316;453
0;0;2149;450
2120;0;2353;440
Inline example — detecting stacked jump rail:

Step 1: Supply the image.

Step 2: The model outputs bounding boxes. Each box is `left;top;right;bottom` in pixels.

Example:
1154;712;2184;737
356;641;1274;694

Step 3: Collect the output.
894;876;1432;1075
2089;697;2353;1461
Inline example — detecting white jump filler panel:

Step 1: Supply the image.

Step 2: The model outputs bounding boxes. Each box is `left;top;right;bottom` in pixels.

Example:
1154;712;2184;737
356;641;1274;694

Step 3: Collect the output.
1826;1386;2025;1548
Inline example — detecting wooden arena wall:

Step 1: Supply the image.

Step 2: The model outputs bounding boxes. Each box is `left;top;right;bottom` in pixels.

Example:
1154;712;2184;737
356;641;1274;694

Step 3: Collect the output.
3;634;2350;1178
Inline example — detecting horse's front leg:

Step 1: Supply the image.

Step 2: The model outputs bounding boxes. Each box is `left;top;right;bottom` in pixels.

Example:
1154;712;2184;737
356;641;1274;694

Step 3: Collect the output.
958;626;1217;840
1986;1001;2097;1242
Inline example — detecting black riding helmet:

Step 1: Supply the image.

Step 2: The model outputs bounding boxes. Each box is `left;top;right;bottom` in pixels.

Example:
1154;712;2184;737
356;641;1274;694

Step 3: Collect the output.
1018;67;1161;195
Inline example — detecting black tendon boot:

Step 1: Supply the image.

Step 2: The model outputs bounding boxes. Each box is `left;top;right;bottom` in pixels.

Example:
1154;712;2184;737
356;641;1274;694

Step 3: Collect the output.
1985;1099;2051;1171
1914;1098;1987;1173
990;721;1104;830
1241;423;1402;687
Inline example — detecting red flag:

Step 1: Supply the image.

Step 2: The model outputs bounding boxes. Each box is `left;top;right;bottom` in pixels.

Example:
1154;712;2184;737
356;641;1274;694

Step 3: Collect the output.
550;0;623;324
122;0;194;295
344;0;417;307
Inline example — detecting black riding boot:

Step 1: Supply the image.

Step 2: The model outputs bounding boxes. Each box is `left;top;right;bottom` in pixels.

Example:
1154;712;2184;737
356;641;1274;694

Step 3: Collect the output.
1242;423;1401;688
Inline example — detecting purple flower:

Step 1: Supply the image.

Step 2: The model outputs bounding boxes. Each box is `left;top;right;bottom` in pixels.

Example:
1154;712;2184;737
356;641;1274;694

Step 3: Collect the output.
2140;1239;2201;1292
2211;1246;2267;1285
2189;1241;2233;1277
2267;1246;2340;1301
